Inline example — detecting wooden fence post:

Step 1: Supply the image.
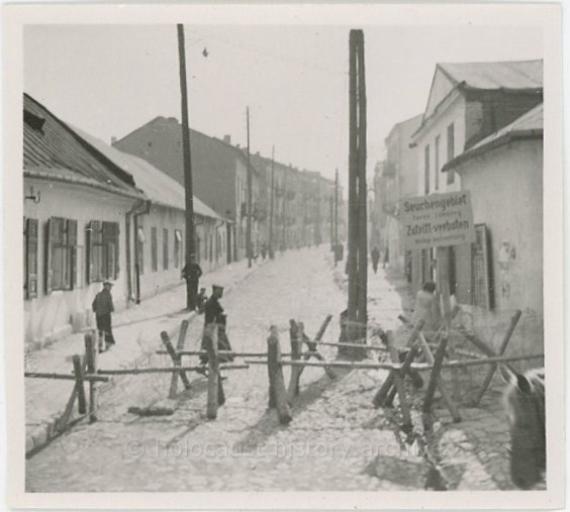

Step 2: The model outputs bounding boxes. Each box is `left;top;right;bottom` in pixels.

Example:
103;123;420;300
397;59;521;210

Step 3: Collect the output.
169;319;190;398
267;326;292;425
385;344;420;407
72;354;86;415
423;334;449;415
373;320;424;407
417;332;461;422
84;332;98;423
161;331;192;394
385;331;412;431
287;319;302;401
205;323;221;419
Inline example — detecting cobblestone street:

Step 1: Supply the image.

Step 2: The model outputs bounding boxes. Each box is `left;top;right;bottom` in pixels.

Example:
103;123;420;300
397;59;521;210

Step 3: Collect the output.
26;248;517;492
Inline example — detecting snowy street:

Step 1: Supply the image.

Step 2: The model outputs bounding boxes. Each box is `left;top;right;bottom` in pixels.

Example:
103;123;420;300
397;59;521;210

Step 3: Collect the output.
26;247;515;492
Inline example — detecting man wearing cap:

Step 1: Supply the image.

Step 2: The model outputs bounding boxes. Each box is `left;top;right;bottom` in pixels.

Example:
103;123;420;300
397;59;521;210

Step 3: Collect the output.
199;284;225;365
92;281;116;351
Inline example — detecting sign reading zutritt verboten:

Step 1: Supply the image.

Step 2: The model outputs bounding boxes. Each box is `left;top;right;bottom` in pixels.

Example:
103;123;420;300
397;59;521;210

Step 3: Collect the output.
398;191;476;250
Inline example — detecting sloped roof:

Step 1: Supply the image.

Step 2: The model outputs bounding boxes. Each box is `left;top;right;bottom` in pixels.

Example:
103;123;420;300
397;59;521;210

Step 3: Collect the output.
70;126;222;220
438;59;543;90
442;103;543;172
23;94;144;200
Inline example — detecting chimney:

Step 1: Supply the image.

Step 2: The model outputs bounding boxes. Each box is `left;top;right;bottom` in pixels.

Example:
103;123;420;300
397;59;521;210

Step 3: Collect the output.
223;134;231;144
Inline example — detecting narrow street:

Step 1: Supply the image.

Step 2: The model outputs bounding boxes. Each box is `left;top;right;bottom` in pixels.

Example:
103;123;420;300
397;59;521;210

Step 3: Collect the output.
26;248;514;492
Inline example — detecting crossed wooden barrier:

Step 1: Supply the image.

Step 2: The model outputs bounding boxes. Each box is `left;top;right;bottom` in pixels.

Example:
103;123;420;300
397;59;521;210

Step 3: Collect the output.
25;307;541;447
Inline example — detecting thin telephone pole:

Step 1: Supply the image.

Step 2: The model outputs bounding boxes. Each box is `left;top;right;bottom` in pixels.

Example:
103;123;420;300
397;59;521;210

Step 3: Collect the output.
269;145;275;259
246;107;252;268
334;167;339;263
344;29;367;359
177;24;196;310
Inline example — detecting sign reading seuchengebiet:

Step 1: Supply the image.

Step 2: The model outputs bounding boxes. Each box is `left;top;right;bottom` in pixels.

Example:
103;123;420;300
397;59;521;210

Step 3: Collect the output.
398;191;476;250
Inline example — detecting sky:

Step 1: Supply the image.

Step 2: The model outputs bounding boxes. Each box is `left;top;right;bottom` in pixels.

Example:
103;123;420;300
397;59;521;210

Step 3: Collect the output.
24;24;542;185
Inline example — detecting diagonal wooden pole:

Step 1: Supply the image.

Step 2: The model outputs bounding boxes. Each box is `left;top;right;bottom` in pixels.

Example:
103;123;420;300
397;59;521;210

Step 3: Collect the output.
473;309;522;405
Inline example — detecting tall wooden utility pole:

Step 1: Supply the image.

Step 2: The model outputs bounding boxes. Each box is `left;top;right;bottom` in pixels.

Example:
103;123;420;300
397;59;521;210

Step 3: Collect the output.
356;29;368;347
281;172;287;251
343;29;367;359
246;107;252;268
334;167;339;264
269;145;275;259
177;24;196;310
329;193;334;250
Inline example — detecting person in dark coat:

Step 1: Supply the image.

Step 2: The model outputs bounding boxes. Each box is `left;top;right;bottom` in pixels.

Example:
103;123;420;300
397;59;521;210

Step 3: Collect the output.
216;313;234;363
92;281;116;351
181;257;203;311
371;246;380;274
200;284;225;365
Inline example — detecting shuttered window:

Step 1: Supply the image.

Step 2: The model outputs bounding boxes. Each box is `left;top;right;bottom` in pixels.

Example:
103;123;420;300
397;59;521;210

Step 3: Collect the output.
151;227;158;272
163;228;169;270
472;224;493;309
447;123;455;185
24;218;39;299
86;220;119;283
45;217;77;292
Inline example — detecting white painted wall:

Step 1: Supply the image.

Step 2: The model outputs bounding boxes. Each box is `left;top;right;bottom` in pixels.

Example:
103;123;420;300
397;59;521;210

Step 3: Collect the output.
23;178;134;347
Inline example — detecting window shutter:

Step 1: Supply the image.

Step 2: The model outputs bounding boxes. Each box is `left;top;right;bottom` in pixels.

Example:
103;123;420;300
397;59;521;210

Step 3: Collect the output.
114;222;120;279
67;219;78;289
86;220;98;284
44;219;53;294
26;218;39;299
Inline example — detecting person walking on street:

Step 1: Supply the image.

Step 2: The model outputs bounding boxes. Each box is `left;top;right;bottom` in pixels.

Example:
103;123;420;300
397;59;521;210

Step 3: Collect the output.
371;246;380;274
199;284;225;366
182;257;203;311
382;247;389;269
92;281;116;351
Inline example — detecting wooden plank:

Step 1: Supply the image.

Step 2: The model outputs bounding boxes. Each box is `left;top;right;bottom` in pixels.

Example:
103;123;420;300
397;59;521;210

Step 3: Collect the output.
24;372;108;382
97;364;248;375
314;315;333;343
72;355;86;415
53;386;78;433
287;320;302;401
372;320;425;407
318;340;387;351
205;323;220;419
169;319;190;398
267;326;292;424
155;349;292;358
248;352;544;371
385;331;412;430
385;344;420;407
473;309;522;405
417;332;461;422
423;334;449;414
84;332;98;423
161;331;192;390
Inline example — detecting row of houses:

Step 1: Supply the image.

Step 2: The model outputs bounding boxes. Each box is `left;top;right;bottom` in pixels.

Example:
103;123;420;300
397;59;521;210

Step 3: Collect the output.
374;59;543;358
113;116;346;258
24;94;345;349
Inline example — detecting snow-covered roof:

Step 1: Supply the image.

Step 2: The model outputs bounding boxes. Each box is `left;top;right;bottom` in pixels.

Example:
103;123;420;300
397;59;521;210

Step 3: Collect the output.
442;103;543;172
71;126;222;220
438;59;543;90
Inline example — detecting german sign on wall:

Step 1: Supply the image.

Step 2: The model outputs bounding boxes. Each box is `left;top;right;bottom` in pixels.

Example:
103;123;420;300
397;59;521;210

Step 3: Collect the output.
398;191;476;250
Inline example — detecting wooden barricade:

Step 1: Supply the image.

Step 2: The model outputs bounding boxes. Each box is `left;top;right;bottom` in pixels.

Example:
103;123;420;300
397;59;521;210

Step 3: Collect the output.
267;326;292;424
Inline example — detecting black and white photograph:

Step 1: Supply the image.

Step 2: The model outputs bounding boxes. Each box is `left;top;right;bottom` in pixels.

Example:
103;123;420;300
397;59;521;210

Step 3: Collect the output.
2;2;565;509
